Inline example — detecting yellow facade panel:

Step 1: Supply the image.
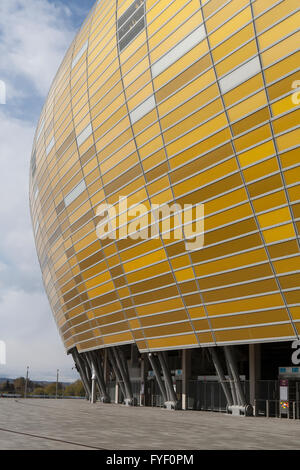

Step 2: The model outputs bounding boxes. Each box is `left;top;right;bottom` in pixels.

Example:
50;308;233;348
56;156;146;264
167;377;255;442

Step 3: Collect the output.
29;0;300;355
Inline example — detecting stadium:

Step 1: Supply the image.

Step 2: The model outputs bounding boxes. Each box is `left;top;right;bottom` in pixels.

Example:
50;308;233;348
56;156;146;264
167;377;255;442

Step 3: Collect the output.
29;0;300;415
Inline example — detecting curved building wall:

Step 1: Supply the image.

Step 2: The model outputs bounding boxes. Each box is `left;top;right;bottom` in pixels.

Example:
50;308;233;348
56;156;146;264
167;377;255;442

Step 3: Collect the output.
29;0;300;354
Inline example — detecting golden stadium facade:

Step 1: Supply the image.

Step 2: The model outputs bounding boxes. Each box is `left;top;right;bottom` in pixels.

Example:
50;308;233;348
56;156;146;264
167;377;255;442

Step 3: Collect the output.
29;0;300;411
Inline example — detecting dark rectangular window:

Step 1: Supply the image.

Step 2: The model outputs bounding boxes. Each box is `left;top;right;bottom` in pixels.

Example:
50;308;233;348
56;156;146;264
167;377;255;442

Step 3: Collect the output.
118;0;145;52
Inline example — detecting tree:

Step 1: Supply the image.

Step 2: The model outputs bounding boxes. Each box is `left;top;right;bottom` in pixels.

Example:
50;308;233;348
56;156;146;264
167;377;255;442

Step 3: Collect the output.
14;377;34;395
14;377;26;395
32;387;46;396
44;382;64;396
0;380;15;393
64;380;85;397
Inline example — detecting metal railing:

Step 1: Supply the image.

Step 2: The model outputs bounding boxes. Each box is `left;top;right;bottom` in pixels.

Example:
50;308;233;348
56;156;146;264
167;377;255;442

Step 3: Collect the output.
106;379;142;405
107;381;117;402
187;380;232;412
0;393;85;399
151;394;164;408
0;393;22;398
187;380;279;413
254;399;300;419
103;379;300;419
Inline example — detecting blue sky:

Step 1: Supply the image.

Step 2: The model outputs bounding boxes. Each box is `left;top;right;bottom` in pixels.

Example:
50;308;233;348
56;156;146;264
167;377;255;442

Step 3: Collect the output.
0;0;96;382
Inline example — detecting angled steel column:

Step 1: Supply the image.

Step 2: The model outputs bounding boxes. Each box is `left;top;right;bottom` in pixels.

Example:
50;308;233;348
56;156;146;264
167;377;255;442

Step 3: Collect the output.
83;353;92;386
83;352;92;372
225;356;238;406
209;347;233;407
71;349;89;397
148;353;168;404
112;347;133;405
157;351;178;408
104;348;109;384
93;351;110;403
87;351;103;398
90;350;110;403
72;349;91;399
224;346;246;406
118;347;131;386
108;348;126;398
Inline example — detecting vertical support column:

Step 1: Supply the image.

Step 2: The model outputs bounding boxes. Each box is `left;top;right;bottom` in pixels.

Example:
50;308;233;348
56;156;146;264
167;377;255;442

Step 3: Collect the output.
249;344;261;406
115;383;119;404
140;353;148;406
182;349;191;410
91;364;96;404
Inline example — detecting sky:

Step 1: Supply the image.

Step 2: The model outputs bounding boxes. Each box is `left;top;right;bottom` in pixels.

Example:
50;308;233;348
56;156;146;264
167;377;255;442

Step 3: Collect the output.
0;0;96;382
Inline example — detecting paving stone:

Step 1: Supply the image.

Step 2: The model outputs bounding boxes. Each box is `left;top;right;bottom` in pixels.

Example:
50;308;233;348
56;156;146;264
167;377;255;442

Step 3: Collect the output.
0;399;299;450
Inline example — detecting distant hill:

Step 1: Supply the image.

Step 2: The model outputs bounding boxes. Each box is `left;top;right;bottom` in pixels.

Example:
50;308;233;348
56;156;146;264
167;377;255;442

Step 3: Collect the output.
0;377;71;386
0;378;13;384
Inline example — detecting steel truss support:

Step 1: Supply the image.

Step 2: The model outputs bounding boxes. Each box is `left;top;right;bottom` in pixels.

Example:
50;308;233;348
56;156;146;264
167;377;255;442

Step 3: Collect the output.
112;346;133;406
224;346;253;416
209;347;233;408
83;352;92;378
107;347;134;404
225;355;238;406
107;348;126;398
82;352;92;388
86;351;110;403
224;346;246;406
148;352;178;410
157;352;178;409
71;348;91;400
148;353;168;404
82;353;97;404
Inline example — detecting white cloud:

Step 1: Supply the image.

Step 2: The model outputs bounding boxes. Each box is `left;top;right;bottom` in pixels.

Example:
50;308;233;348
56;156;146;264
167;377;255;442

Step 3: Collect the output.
0;108;78;381
0;111;38;292
0;0;74;97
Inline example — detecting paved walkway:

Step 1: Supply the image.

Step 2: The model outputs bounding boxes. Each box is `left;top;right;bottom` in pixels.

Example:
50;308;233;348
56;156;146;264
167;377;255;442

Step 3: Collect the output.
0;399;299;450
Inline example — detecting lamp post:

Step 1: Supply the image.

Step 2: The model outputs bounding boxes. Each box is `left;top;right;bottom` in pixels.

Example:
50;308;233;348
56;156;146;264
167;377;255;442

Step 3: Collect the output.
56;369;59;399
24;366;29;399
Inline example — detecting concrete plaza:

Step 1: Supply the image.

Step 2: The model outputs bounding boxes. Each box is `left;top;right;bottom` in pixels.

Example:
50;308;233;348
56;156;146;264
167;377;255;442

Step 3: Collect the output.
0;398;299;450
